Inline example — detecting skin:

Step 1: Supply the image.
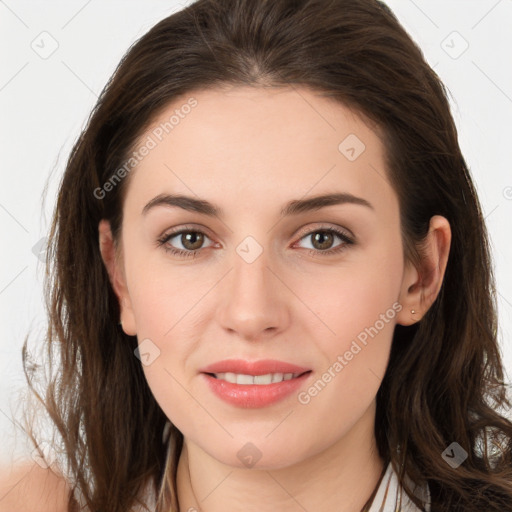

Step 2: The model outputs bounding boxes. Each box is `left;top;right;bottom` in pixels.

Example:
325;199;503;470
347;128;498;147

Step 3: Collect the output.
99;85;451;512
0;462;71;512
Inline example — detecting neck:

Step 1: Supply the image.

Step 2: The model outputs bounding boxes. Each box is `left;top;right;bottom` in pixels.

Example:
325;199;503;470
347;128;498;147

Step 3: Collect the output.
176;400;385;512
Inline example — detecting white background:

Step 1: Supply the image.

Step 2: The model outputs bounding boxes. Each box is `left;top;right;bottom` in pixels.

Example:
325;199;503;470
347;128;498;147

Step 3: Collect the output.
1;0;511;466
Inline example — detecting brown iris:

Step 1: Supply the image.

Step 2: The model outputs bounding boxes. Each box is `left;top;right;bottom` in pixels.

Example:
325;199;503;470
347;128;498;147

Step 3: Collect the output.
181;232;205;250
311;231;335;251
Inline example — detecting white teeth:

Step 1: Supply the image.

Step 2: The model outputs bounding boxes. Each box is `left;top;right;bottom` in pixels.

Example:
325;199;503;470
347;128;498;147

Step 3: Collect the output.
271;373;283;383
223;372;237;384
236;374;254;385
254;374;273;384
213;372;301;385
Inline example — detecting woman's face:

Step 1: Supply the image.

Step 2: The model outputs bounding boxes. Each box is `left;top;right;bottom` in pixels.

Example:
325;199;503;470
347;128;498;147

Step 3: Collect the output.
103;85;420;469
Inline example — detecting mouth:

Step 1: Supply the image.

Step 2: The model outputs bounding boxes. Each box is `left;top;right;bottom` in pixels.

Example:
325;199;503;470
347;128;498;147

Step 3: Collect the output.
198;359;313;407
200;364;313;408
204;370;311;385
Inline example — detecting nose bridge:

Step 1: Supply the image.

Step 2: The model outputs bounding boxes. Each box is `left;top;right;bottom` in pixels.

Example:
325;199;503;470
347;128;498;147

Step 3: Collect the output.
230;233;272;304
217;232;286;338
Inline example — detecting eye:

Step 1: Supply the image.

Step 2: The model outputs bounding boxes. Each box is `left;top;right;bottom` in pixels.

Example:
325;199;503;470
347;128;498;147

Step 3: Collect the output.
157;224;355;259
157;228;215;258
294;226;354;256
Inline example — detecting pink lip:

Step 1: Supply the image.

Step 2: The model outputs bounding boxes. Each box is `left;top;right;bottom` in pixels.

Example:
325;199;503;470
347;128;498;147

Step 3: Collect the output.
201;373;311;408
199;359;310;375
199;359;312;408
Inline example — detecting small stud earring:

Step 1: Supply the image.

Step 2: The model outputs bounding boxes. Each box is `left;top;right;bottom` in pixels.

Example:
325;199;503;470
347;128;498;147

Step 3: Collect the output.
411;309;416;314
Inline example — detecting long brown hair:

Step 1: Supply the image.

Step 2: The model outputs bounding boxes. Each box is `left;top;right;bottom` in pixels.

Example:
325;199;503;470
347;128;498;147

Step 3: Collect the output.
21;0;512;510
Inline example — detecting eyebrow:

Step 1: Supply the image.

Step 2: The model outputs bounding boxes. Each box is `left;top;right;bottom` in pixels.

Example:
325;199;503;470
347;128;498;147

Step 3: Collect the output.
141;192;374;218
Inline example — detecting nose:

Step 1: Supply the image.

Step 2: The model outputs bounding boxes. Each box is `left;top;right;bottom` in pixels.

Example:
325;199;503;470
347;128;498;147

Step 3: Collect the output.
216;244;289;342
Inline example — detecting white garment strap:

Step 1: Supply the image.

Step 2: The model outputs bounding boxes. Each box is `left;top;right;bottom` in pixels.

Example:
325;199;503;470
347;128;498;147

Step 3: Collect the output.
368;462;431;512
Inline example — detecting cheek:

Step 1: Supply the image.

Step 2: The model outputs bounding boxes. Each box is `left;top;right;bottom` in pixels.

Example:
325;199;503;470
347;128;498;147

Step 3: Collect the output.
123;235;205;335
291;242;403;382
124;262;206;428
127;265;217;341
123;254;217;390
287;248;402;439
300;244;402;332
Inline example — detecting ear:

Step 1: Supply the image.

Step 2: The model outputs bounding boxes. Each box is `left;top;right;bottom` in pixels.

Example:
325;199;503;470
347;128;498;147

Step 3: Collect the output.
396;215;451;326
98;220;137;336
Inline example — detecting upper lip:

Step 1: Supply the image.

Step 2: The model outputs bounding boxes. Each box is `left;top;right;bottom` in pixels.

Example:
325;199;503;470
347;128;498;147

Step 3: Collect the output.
199;359;311;376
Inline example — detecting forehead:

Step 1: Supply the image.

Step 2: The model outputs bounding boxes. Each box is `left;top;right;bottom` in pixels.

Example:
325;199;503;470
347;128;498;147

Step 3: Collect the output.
123;85;395;217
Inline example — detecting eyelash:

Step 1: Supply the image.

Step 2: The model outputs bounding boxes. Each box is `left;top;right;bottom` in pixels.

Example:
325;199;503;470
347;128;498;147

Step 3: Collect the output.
156;225;355;259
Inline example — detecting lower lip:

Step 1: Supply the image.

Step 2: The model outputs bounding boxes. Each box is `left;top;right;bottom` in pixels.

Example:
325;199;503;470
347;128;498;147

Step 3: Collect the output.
201;372;312;408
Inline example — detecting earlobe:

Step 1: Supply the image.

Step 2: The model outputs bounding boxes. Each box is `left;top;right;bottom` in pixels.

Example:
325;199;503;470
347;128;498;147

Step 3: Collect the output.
396;260;421;326
98;220;137;335
396;215;451;326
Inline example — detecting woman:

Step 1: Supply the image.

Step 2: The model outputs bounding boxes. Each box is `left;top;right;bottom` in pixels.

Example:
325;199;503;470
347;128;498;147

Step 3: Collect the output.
5;0;512;510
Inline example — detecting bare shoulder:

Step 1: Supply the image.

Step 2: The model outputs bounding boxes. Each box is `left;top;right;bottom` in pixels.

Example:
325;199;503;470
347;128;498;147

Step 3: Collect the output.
0;460;73;512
